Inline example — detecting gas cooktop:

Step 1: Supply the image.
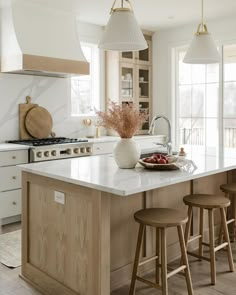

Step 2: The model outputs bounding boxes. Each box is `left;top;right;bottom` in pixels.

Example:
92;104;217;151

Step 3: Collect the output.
8;137;88;147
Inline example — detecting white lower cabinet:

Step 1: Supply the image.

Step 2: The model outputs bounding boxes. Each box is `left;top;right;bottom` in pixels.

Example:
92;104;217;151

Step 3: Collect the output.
0;166;21;191
0;190;21;219
93;142;116;155
0;149;28;223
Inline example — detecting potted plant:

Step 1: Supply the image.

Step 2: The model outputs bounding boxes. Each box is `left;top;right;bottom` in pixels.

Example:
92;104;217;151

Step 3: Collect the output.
97;101;148;168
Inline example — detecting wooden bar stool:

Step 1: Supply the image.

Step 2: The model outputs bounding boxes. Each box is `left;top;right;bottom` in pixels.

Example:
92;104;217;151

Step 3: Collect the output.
183;194;235;285
219;183;236;243
129;208;193;295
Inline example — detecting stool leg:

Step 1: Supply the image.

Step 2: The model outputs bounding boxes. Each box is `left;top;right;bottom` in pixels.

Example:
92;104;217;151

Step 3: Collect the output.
233;196;236;242
178;225;194;295
161;228;168;295
219;193;229;244
220;208;235;272
185;206;193;246
180;206;192;266
156;228;161;284
208;209;216;285
199;208;204;259
129;224;145;295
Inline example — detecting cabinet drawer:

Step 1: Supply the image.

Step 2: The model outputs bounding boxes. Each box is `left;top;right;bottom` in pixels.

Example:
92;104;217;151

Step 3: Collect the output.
0;190;21;219
93;142;115;155
0;150;28;167
0;166;22;191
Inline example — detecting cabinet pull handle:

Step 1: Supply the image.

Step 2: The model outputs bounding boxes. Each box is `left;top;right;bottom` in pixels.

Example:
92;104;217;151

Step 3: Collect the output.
12;156;16;159
12;176;16;180
12;201;17;205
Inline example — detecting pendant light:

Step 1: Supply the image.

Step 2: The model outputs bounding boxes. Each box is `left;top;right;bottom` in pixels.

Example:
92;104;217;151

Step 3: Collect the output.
183;0;220;64
99;0;147;51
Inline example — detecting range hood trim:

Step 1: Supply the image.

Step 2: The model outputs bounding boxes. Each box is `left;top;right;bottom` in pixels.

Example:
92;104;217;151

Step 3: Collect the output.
1;54;90;77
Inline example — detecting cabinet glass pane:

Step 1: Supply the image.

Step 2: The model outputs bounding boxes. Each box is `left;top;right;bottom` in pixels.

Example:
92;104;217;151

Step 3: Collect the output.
139;69;149;98
139;102;149;130
122;52;133;60
121;68;133;98
138;48;149;62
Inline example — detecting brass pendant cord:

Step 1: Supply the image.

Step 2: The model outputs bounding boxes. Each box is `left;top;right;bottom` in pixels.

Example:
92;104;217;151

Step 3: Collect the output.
201;0;204;31
110;0;133;14
196;0;208;35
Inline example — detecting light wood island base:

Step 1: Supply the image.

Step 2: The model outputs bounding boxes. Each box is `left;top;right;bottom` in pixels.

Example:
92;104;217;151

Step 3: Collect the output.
21;170;232;295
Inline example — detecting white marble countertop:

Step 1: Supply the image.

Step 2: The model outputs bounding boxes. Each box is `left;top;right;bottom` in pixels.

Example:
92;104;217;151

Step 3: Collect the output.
0;143;30;151
19;151;236;196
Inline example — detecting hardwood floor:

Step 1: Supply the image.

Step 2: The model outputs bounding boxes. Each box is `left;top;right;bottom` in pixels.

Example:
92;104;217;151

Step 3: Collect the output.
0;222;236;294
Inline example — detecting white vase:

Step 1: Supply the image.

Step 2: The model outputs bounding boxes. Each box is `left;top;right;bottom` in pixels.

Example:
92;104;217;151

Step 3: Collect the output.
113;138;141;169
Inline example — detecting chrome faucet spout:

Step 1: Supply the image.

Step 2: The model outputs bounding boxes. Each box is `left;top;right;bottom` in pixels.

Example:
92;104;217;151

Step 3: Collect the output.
148;115;172;155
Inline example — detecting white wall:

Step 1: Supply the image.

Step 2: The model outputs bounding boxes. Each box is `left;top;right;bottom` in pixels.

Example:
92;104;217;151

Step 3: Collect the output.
152;16;236;135
0;21;105;142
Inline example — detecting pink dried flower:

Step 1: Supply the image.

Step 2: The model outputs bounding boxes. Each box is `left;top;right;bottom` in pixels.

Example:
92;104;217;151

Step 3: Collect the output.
97;101;148;138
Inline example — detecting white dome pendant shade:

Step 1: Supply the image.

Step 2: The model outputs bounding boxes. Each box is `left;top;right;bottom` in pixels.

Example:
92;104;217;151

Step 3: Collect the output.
183;0;220;64
99;0;147;51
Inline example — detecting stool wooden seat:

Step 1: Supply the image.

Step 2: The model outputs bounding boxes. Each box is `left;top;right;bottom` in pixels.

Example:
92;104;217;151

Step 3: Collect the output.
183;194;234;285
183;194;230;209
219;184;236;243
134;208;188;227
220;183;236;194
130;208;193;295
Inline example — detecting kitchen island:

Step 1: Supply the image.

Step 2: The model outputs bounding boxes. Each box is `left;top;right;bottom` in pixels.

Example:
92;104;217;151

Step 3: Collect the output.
19;152;236;295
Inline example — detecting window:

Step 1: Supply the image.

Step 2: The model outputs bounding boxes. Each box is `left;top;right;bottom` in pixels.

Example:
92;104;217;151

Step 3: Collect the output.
175;48;219;155
71;43;100;116
223;45;236;150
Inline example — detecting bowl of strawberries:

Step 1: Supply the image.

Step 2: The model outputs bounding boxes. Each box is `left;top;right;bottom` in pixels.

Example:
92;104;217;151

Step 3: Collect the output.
138;153;179;170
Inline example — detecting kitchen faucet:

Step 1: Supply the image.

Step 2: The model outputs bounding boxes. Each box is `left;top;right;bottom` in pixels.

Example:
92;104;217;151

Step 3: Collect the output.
148;115;172;155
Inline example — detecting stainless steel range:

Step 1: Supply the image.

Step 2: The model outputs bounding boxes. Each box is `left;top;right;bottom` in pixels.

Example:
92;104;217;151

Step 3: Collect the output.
8;137;93;162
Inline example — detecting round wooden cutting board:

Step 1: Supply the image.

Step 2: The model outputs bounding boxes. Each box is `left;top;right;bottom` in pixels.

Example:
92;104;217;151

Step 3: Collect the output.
25;106;53;139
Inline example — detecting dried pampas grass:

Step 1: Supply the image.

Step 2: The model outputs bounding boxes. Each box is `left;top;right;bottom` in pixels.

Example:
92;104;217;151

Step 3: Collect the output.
97;101;148;138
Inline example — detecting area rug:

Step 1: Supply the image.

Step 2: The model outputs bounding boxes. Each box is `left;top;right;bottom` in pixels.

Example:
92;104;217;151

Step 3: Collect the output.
0;230;21;268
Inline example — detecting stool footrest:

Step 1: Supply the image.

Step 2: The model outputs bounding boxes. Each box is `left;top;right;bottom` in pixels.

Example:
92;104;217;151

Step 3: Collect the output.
226;218;235;225
202;242;210;247
214;242;228;252
136;276;161;289
138;255;158;267
188;234;202;244
167;265;186;279
187;251;211;262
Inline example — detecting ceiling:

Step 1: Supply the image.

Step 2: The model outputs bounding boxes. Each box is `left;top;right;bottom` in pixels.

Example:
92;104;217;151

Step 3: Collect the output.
21;0;236;31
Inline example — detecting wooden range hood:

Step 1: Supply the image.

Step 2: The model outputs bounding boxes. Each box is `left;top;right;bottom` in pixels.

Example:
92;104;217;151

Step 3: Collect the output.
0;0;89;78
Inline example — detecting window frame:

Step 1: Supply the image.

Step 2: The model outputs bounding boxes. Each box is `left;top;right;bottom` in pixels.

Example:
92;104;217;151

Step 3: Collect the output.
70;41;104;118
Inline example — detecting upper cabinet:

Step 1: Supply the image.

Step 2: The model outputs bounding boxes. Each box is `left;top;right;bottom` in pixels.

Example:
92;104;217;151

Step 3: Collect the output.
120;35;152;66
106;33;153;135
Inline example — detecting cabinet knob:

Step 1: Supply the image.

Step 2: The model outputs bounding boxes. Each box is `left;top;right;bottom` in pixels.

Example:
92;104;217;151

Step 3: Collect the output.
12;156;16;159
12;176;16;180
12;201;17;205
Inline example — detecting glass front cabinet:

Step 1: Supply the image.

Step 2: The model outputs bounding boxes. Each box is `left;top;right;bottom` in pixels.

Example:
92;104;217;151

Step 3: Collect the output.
106;33;152;135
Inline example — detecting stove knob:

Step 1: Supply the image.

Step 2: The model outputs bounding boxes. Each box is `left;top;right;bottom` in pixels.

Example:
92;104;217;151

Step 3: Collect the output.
37;152;42;158
44;151;50;157
66;149;72;155
74;148;79;154
86;147;92;153
51;150;57;156
80;147;85;153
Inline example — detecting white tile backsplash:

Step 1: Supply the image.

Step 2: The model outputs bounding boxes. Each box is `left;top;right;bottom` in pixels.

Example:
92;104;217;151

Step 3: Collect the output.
0;73;90;142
